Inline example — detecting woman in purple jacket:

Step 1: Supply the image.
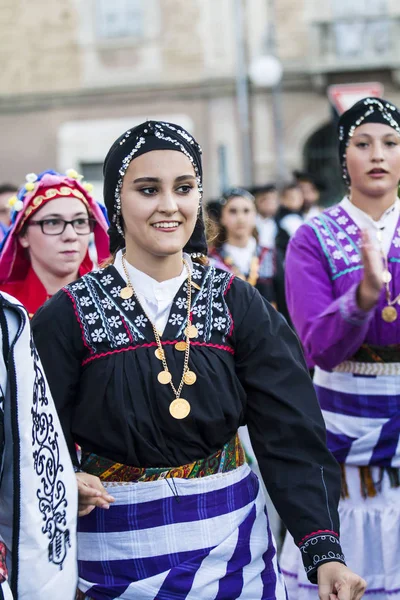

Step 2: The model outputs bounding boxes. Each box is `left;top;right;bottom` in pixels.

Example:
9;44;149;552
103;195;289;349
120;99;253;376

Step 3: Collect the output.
281;97;400;600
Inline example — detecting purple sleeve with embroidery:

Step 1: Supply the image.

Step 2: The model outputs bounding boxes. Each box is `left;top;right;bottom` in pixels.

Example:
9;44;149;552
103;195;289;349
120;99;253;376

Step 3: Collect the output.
285;224;374;370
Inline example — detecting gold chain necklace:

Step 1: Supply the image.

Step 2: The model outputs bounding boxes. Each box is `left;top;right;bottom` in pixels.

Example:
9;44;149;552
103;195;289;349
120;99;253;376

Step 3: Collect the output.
377;229;400;323
120;254;198;419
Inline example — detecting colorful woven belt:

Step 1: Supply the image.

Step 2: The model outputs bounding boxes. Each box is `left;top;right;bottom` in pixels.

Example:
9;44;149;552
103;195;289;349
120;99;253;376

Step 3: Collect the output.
80;433;246;482
350;343;400;363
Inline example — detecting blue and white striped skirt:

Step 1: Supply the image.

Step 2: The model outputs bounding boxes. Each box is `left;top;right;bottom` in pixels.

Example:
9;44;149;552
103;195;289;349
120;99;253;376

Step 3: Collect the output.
77;463;287;599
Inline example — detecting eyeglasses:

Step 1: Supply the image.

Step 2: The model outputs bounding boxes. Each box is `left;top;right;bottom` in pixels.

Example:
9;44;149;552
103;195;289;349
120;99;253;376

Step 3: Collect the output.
27;218;95;236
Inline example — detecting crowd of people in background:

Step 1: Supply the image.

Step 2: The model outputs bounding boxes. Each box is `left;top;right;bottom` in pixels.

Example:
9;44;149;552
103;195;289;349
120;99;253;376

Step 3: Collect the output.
1;98;399;600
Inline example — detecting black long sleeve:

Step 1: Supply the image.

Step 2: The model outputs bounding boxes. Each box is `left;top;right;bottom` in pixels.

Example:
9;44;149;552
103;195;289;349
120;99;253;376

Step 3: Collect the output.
231;284;345;582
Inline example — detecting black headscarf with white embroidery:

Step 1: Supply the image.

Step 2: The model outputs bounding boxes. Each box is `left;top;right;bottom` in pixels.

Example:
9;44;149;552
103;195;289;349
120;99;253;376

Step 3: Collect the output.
338;97;400;184
103;120;206;256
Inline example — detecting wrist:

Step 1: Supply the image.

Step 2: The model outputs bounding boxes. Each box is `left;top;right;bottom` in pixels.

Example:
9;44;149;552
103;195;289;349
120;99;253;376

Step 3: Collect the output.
357;281;380;312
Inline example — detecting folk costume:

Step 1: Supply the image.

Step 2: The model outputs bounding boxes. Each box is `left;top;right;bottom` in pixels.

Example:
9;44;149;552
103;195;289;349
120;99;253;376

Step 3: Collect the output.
32;121;345;600
281;98;400;600
0;292;78;599
0;170;109;317
209;190;280;306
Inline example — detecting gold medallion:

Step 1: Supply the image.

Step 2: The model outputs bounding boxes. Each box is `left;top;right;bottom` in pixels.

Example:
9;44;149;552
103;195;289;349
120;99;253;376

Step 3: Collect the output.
158;370;172;384
382;270;392;284
169;398;191;419
155;348;164;360
120;286;134;299
382;306;398;323
175;341;187;351
185;325;198;339
183;370;197;385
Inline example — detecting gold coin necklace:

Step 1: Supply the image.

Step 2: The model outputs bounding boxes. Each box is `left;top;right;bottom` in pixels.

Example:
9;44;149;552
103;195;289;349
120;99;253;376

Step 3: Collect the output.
121;254;197;419
377;231;400;323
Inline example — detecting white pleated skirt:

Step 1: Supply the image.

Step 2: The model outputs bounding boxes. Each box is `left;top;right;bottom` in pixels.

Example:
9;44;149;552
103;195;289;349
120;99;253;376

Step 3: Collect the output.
280;466;400;600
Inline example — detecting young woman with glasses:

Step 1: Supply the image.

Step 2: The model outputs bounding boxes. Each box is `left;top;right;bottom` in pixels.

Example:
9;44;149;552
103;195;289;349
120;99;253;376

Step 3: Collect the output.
0;169;109;317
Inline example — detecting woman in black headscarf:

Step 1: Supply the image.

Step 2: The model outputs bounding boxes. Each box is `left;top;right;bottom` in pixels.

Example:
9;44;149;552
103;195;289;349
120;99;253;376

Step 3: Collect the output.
31;121;364;599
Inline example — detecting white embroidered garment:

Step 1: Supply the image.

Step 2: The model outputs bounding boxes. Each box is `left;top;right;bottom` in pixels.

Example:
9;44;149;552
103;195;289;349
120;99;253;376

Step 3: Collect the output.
114;251;193;334
224;237;257;274
340;196;400;255
0;293;78;600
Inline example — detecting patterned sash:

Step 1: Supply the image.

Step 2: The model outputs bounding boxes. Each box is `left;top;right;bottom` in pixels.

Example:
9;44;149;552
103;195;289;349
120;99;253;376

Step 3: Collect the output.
81;434;245;482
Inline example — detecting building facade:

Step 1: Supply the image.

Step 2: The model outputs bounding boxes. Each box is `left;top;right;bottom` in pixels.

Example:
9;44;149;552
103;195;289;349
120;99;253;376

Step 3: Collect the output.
0;0;400;203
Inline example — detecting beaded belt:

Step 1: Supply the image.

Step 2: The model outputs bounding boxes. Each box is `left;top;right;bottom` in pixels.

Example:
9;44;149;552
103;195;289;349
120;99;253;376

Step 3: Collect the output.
80;433;246;482
333;343;400;375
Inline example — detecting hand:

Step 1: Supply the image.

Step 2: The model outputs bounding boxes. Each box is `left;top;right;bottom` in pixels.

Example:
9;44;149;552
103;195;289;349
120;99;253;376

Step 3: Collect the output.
76;472;115;517
318;561;366;600
357;229;383;311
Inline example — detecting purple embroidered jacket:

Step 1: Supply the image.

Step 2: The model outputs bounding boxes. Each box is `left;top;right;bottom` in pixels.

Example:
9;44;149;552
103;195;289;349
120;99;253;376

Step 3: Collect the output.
285;203;400;370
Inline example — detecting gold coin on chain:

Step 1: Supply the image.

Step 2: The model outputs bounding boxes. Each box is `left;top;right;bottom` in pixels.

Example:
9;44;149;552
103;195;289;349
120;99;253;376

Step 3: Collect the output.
120;286;134;299
155;348;164;360
175;341;187;351
382;270;392;284
158;371;172;384
183;371;197;385
382;306;398;323
185;324;198;339
169;398;191;419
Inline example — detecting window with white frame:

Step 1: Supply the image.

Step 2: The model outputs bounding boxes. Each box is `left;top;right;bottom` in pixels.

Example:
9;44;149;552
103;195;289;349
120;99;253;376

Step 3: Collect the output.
96;0;143;40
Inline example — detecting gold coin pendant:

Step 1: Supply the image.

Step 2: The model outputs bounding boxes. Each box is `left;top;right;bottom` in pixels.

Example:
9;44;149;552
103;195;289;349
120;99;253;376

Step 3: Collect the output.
185;325;198;339
120;286;134;299
175;341;187;352
183;370;197;385
382;270;392;284
169;398;191;419
158;370;172;385
155;348;164;360
382;306;398;323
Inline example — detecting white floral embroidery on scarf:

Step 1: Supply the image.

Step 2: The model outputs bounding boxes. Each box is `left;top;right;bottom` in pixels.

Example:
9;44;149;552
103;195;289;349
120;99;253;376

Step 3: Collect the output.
110;286;122;298
108;315;122;328
135;315;148;327
169;313;184;326
92;328;106;343
86;312;99;325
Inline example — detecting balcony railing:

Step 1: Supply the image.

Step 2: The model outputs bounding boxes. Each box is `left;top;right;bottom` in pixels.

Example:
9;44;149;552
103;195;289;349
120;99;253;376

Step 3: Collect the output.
309;15;400;72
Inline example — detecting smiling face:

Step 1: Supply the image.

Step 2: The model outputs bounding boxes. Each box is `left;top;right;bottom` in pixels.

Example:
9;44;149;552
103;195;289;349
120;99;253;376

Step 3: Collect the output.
346;122;400;197
120;150;200;260
220;195;256;242
19;196;90;278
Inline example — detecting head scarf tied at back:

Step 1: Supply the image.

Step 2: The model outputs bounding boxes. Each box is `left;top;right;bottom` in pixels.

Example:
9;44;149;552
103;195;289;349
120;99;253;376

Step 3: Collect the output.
0;169;110;284
338;96;400;184
103;120;207;256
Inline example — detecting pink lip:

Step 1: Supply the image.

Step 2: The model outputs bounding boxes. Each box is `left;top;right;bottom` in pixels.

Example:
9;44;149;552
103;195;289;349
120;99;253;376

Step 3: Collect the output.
61;250;78;255
368;169;388;177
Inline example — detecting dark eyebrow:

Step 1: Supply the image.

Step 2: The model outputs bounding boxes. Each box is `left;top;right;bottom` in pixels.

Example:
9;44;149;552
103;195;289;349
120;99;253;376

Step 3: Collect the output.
133;177;160;184
39;212;87;218
175;175;196;182
133;175;196;184
353;132;400;139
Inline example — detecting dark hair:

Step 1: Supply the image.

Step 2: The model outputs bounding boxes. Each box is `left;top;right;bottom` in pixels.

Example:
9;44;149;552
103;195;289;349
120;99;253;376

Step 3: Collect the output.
0;183;18;195
280;182;300;196
249;184;277;196
221;187;255;204
211;191;258;250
